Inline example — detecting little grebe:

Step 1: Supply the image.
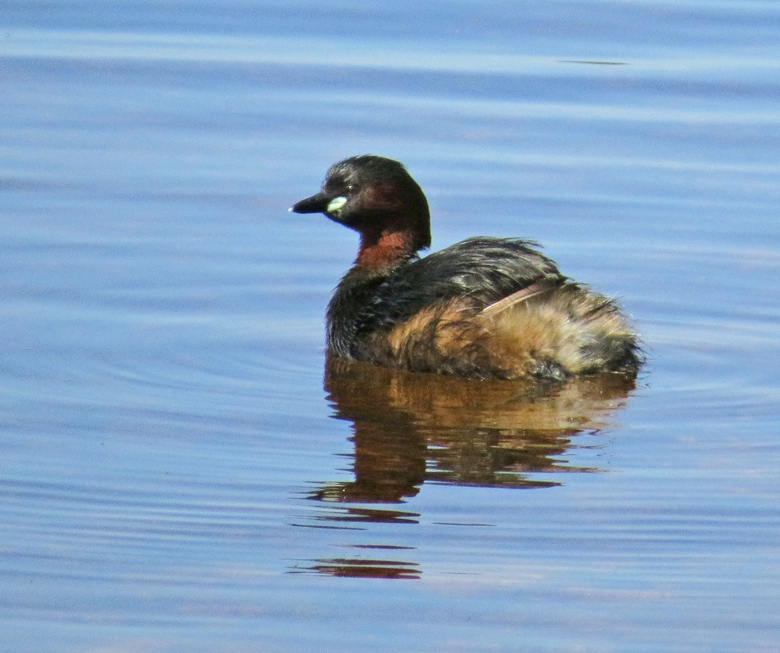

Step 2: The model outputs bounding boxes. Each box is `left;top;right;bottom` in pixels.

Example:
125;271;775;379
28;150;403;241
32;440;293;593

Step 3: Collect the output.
291;155;642;380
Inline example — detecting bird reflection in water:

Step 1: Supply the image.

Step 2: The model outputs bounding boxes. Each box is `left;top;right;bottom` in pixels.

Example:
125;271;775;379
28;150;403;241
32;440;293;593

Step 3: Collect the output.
312;354;637;503
292;356;637;579
296;545;421;580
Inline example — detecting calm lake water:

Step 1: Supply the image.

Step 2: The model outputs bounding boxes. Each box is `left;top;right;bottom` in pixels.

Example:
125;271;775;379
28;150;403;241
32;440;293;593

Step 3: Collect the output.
2;1;780;651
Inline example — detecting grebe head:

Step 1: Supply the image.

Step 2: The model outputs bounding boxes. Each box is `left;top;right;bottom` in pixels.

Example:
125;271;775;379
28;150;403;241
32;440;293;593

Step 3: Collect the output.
290;155;431;269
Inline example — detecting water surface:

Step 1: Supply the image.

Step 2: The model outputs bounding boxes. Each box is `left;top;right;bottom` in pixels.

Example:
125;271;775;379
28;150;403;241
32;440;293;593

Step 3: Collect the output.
2;1;779;651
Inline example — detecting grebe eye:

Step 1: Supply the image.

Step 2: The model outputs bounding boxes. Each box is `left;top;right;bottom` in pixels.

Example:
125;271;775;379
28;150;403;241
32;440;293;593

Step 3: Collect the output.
346;183;360;194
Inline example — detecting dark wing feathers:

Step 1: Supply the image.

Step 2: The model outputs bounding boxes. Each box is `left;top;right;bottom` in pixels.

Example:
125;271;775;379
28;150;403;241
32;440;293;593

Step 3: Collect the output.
355;237;561;332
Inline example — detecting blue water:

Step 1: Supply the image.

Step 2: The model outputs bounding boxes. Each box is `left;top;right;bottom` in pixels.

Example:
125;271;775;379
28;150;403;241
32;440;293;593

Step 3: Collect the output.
2;1;779;651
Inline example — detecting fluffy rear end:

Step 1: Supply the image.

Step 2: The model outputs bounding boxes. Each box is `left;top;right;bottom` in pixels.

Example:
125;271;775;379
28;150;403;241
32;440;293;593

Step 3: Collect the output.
369;283;641;380
480;283;641;378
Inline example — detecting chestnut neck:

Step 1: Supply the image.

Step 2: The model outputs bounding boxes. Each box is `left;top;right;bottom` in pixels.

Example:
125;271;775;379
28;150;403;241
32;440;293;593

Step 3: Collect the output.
347;178;431;273
355;227;419;272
